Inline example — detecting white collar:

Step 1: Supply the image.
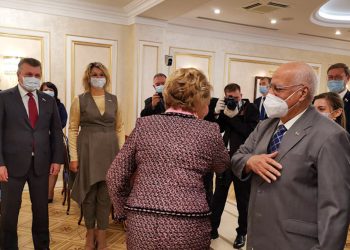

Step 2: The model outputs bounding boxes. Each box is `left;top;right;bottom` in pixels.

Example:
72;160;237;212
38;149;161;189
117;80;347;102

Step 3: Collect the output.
338;88;348;99
279;108;307;130
18;84;38;98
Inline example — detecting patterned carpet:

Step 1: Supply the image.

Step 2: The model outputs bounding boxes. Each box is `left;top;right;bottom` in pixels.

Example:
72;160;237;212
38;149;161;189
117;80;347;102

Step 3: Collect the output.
17;188;350;249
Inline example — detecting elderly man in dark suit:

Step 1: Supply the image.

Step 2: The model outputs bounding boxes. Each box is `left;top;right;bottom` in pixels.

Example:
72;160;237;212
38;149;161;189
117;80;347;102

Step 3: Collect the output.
327;63;350;133
0;58;64;249
232;62;350;250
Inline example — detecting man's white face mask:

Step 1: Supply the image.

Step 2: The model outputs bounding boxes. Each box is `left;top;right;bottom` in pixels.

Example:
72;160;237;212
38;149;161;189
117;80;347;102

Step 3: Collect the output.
263;87;303;118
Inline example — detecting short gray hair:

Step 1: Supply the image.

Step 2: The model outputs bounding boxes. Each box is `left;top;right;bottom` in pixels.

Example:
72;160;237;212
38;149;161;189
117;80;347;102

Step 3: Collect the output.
288;62;317;99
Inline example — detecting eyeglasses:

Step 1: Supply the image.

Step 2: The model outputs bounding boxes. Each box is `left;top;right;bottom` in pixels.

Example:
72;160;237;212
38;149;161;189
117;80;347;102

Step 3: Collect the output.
269;83;304;93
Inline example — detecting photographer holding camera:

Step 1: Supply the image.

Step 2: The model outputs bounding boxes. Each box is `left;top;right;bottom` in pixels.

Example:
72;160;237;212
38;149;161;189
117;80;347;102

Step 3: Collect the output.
140;73;167;117
211;83;259;249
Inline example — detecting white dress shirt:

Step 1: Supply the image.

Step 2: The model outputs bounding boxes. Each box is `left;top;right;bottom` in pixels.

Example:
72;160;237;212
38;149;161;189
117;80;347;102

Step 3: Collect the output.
18;84;39;115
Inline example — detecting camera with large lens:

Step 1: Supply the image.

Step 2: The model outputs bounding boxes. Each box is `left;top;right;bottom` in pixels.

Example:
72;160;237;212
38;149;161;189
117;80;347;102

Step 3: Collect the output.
224;97;237;110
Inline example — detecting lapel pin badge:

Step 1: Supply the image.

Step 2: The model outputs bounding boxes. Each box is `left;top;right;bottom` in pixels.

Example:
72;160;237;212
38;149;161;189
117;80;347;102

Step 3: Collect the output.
107;99;112;102
345;98;348;102
42;98;46;102
295;131;300;136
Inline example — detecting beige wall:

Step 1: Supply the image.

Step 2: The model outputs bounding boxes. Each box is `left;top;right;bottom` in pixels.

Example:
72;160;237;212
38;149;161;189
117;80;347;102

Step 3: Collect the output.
1;8;350;134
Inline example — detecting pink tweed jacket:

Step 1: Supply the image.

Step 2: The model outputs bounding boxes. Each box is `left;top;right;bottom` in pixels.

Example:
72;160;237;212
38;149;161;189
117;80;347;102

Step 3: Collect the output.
106;112;230;220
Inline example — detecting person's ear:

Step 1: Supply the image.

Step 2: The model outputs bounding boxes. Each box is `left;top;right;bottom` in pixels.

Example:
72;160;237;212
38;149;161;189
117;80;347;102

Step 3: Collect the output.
331;108;343;120
298;86;309;102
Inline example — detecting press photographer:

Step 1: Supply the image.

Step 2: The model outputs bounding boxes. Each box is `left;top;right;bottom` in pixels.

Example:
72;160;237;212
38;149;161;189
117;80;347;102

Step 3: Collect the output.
140;73;167;117
211;83;259;249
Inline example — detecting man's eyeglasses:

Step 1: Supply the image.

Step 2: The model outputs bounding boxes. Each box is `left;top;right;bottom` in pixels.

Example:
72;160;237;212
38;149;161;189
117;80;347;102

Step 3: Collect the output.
269;83;304;93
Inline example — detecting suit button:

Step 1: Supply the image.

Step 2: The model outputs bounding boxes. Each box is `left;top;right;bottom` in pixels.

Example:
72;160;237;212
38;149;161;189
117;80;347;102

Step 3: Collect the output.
257;189;263;193
256;212;262;217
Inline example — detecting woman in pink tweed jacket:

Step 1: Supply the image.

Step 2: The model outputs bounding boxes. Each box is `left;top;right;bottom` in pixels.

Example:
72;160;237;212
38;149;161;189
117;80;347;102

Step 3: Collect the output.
106;68;230;250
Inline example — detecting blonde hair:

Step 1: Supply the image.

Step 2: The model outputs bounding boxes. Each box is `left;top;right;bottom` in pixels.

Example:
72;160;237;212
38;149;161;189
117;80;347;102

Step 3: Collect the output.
163;68;212;113
82;62;111;91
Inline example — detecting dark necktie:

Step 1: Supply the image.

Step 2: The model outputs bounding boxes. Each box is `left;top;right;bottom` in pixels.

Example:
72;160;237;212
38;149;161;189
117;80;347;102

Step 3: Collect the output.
27;92;38;128
267;124;287;153
260;97;266;120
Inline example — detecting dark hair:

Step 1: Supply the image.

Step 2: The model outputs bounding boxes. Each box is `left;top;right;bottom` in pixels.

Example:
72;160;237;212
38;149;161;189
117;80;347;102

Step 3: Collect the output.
153;73;167;79
17;58;42;75
40;82;60;103
261;77;271;83
312;92;346;128
327;63;350;77
224;83;241;93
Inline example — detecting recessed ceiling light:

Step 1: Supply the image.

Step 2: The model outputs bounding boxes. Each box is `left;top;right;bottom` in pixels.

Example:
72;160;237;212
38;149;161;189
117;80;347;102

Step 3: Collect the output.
335;30;341;35
214;8;221;14
270;19;277;24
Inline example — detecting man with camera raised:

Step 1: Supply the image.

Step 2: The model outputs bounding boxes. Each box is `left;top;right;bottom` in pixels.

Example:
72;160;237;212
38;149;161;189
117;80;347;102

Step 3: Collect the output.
211;83;259;249
140;73;167;117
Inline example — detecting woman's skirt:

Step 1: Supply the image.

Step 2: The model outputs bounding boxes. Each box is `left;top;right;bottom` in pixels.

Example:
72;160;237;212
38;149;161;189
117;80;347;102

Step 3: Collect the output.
126;210;211;250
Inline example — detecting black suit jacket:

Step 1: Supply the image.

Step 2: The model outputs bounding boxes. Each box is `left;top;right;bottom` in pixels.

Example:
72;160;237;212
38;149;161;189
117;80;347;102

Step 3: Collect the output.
254;96;268;120
0;86;64;177
140;96;165;117
217;99;259;155
343;91;350;133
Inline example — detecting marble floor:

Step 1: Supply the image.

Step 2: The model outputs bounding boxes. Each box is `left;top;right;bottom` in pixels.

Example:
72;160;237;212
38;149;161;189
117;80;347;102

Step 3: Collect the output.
16;186;350;249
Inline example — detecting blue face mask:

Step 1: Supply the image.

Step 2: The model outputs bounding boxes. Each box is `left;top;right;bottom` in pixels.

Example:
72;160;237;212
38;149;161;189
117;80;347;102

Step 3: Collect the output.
259;86;269;95
328;80;345;93
155;85;164;94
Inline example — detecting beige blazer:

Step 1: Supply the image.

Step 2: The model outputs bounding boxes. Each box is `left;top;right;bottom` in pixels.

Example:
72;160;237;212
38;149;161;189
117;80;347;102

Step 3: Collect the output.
232;106;350;250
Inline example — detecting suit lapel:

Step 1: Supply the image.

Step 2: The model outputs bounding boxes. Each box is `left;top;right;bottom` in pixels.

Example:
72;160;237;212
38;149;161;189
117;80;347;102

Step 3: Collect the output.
275;107;314;162
256;119;279;154
36;91;48;129
256;107;314;186
12;86;32;128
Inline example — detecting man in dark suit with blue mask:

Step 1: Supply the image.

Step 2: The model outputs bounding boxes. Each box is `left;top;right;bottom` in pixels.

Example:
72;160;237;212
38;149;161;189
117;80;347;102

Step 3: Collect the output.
254;77;270;120
0;58;64;249
140;73;167;117
327;63;350;133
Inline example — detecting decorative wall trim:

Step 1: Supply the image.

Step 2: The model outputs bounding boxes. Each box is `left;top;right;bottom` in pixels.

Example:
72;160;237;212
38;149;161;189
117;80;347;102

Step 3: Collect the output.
137;40;161;116
225;54;322;93
169;47;214;82
124;0;164;18
0;26;50;81
166;20;350;56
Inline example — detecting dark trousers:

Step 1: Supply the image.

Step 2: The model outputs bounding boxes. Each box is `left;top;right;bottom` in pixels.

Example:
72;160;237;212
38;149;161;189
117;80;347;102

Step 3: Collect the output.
210;169;251;236
1;159;49;250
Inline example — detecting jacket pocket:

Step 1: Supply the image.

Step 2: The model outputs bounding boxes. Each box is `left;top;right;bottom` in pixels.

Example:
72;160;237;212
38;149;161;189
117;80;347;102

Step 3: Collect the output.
283;219;318;239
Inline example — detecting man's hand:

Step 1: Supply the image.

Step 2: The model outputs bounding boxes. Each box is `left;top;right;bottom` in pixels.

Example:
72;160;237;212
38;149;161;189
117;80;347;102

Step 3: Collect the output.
245;152;282;183
69;161;79;173
0;166;8;182
214;98;225;114
223;106;239;118
50;163;61;175
151;93;161;108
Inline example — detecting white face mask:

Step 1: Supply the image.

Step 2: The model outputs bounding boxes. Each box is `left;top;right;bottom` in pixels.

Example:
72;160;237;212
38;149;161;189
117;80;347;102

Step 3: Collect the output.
23;77;41;92
90;77;106;88
320;112;331;119
263;88;302;118
43;90;55;97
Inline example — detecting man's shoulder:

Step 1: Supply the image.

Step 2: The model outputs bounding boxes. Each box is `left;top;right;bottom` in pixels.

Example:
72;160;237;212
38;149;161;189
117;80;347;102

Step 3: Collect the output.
0;86;17;95
144;97;152;103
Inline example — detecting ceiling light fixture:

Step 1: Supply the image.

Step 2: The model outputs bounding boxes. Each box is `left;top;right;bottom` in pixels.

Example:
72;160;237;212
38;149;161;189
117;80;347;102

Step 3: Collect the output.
270;19;277;24
335;30;341;35
214;8;221;14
